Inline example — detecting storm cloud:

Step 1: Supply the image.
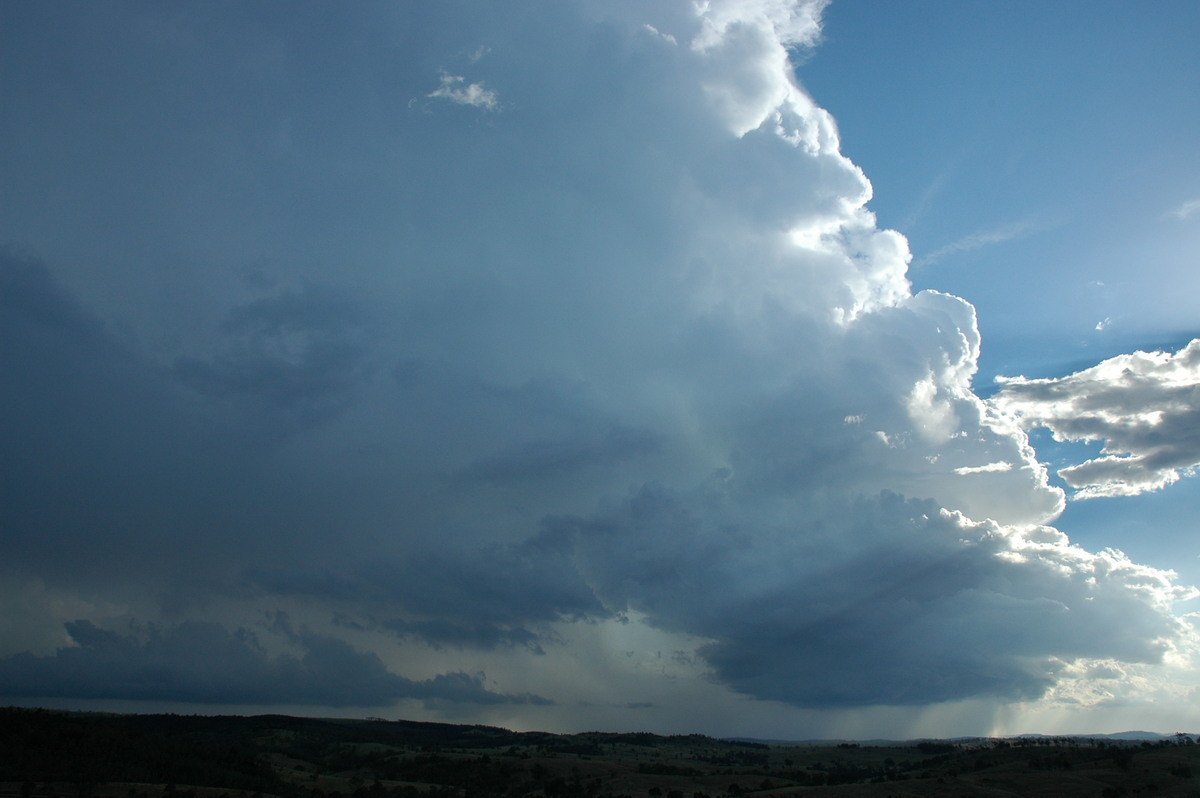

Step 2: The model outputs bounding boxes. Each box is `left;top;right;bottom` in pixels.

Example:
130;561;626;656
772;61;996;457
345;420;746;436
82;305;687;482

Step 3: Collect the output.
1;0;1196;732
0;618;547;707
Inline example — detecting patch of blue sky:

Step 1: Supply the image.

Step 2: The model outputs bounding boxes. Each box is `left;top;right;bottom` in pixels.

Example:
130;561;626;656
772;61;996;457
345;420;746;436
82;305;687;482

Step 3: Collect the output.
799;0;1200;364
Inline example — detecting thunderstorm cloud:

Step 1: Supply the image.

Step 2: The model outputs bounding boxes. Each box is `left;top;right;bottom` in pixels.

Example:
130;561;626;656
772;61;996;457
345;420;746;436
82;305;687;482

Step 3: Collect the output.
1;0;1196;734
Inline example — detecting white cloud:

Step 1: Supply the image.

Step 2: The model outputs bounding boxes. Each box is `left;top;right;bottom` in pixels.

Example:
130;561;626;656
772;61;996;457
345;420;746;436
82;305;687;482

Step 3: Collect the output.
642;23;678;45
993;339;1200;499
693;0;827;51
690;0;831;138
426;71;500;111
954;461;1014;476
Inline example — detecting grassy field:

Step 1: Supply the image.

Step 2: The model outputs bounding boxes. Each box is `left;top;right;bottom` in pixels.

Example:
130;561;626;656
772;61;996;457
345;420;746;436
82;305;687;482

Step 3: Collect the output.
2;707;1199;797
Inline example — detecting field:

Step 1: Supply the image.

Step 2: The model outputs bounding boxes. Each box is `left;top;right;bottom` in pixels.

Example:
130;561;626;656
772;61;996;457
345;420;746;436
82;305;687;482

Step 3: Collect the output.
3;707;1199;797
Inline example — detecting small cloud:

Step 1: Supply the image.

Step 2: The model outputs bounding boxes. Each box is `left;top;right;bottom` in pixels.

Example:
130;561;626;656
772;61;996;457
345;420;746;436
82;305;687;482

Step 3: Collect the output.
643;24;677;45
1169;198;1200;220
427;72;500;111
1096;317;1112;331
954;461;1014;476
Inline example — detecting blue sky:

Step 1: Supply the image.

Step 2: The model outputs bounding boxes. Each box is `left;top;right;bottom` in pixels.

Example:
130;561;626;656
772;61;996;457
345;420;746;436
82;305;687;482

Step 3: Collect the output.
2;0;1199;739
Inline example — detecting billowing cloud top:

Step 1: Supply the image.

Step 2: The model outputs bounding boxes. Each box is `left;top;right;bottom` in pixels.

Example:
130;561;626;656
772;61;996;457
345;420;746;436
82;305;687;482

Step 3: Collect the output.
0;0;1195;733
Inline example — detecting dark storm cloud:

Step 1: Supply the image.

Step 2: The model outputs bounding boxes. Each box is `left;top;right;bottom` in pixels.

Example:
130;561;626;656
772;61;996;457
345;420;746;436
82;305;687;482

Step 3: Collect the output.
0;619;548;707
1;0;1195;725
0;250;598;638
456;425;662;484
559;485;1185;707
0;253;378;595
173;283;375;433
384;620;545;653
246;528;606;651
0;251;211;585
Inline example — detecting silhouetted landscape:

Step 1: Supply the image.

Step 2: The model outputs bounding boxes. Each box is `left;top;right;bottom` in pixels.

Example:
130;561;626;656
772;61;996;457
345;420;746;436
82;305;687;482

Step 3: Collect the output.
3;707;1199;797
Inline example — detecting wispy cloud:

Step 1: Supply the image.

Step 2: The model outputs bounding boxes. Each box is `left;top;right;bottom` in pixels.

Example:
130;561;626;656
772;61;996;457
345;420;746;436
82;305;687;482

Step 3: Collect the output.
919;217;1047;265
1169;198;1200;220
642;24;677;45
427;72;500;111
900;167;952;231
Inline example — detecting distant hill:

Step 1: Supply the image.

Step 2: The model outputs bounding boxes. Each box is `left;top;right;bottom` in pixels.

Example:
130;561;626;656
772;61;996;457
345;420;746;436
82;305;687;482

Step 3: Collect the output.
3;706;1200;797
730;731;1199;745
1013;731;1197;742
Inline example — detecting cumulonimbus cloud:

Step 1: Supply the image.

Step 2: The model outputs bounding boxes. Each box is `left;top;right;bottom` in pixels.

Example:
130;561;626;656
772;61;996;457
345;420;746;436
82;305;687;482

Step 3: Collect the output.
0;0;1195;722
993;340;1200;498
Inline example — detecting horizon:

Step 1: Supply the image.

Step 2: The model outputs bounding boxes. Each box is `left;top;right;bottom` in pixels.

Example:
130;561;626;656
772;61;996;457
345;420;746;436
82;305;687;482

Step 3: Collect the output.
2;0;1199;741
4;704;1195;744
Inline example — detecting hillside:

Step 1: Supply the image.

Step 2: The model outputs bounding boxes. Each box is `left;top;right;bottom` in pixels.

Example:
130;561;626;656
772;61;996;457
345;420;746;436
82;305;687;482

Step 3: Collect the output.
2;707;1199;797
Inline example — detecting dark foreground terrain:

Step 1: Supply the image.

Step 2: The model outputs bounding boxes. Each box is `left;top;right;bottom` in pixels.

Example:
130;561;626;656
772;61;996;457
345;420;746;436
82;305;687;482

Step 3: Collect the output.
3;707;1199;797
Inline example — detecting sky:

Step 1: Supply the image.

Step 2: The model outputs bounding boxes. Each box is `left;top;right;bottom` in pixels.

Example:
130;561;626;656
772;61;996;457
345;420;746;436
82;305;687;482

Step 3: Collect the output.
2;0;1199;740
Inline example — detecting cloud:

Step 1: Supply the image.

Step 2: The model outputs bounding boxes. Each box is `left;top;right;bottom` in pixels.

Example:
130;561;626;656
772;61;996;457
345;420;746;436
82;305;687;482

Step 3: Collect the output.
920;218;1044;265
456;425;662;484
690;0;831;137
1170;198;1200;220
695;0;827;49
559;485;1191;707
993;339;1200;498
383;619;546;653
172;284;375;432
954;461;1014;475
643;24;677;45
427;72;500;111
0;619;547;707
0;0;1194;729
246;528;606;649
